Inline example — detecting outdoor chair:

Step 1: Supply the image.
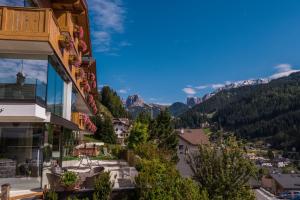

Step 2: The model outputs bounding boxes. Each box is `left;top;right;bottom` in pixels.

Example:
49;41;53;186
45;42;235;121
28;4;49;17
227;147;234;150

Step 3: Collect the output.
46;173;64;191
92;166;104;174
81;172;101;189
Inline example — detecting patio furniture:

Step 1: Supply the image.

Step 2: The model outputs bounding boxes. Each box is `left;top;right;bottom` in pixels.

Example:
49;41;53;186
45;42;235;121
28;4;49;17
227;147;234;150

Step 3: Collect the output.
78;154;93;169
92;166;104;174
117;178;135;188
46;173;64;191
0;159;16;178
81;173;101;189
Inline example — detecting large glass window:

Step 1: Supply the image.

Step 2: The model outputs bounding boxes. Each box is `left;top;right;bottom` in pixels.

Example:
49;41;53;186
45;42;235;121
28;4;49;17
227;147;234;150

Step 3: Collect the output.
47;61;64;117
0;123;44;191
0;58;48;105
0;0;36;7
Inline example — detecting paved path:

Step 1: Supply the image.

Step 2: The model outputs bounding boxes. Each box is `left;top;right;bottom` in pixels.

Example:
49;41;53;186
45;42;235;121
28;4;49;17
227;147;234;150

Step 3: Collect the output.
255;189;279;200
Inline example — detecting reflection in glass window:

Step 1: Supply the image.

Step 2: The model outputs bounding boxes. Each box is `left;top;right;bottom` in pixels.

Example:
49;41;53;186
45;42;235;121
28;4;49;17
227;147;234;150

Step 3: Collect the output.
47;61;64;117
71;89;79;112
0;58;47;104
0;123;44;190
0;0;36;7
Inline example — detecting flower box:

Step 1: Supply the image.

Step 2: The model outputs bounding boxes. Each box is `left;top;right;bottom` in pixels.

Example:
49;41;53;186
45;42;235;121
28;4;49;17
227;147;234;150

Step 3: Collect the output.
69;55;81;67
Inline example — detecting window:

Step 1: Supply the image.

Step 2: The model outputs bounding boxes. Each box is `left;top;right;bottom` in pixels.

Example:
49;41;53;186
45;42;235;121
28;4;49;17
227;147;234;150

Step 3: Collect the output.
71;89;79;112
47;60;64;117
0;58;48;105
0;0;36;7
0;123;44;190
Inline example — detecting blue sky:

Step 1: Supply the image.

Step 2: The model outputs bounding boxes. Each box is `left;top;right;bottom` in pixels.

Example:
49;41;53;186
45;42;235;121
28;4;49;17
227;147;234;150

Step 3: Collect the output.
88;0;300;104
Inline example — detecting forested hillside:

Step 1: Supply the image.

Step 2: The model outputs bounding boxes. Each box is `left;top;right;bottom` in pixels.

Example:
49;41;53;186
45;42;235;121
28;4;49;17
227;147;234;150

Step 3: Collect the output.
177;72;300;151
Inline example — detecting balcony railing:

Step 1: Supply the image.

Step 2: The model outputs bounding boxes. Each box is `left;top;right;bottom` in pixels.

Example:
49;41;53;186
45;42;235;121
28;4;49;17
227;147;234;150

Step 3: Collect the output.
0;79;47;106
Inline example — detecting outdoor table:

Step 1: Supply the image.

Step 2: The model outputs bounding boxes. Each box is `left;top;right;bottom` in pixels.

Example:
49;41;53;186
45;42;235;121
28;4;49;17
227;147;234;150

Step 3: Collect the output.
66;168;92;182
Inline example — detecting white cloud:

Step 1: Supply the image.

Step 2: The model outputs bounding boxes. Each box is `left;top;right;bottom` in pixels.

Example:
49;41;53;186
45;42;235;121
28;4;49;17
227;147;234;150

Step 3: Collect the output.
270;63;300;79
149;98;157;101
274;64;292;73
153;102;172;106
212;84;224;89
182;87;197;95
88;0;128;53
0;59;47;83
195;85;208;90
119;41;132;47
118;89;128;94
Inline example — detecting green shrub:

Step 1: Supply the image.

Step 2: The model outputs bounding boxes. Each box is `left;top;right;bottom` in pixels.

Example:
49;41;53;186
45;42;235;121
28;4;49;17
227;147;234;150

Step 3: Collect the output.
45;190;58;200
93;172;112;200
60;171;79;188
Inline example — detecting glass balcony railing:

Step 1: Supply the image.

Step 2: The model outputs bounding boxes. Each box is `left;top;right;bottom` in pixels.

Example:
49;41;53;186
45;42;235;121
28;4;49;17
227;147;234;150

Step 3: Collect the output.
0;79;47;106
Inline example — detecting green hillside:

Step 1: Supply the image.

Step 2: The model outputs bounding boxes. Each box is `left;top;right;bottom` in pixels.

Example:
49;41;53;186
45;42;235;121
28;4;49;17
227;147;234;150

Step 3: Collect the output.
177;72;300;151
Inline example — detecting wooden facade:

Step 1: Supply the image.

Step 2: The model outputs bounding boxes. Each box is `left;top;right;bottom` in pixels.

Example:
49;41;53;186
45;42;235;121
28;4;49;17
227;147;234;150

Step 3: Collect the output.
0;0;97;131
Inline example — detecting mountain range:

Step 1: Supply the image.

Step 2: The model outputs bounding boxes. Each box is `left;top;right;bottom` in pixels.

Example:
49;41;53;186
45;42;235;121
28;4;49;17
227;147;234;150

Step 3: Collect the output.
125;94;168;118
125;78;271;118
176;71;300;152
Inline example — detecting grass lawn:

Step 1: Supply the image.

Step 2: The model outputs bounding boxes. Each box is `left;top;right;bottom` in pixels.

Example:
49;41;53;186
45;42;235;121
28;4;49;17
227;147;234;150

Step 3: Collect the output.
83;135;103;143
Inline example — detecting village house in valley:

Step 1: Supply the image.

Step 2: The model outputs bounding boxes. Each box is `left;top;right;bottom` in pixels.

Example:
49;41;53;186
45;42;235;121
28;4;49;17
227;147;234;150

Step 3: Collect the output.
113;118;131;145
176;128;209;177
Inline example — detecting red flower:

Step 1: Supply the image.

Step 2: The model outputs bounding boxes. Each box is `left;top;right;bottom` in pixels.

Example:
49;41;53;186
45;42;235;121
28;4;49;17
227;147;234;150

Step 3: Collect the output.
91;81;97;89
79;40;88;52
90;73;96;81
74;26;84;39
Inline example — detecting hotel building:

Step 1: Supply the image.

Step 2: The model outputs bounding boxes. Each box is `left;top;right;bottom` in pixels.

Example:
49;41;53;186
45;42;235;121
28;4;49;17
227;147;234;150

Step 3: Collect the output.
0;0;98;192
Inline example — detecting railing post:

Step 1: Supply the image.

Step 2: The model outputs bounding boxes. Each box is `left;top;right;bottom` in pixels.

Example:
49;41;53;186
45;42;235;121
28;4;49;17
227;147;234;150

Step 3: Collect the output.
1;183;10;200
1;7;7;31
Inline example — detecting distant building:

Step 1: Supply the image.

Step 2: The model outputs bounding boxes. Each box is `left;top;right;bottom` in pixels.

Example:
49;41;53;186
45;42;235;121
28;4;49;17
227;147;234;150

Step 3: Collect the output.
176;129;210;177
262;174;300;195
113;118;131;145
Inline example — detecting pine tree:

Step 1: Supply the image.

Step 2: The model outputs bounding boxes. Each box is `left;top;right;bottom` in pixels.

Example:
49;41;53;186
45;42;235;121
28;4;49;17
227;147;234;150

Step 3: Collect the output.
149;110;178;153
93;115;117;144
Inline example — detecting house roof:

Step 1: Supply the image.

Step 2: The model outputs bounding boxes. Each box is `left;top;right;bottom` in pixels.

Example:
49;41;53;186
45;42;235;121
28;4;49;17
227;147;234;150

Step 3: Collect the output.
113;118;130;126
176;129;209;146
270;174;300;190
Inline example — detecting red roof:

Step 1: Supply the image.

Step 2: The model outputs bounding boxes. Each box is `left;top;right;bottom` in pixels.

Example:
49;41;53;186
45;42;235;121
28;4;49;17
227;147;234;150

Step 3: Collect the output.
177;129;209;146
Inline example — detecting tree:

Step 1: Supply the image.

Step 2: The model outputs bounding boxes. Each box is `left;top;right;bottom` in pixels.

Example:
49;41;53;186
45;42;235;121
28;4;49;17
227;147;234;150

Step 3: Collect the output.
100;86;128;118
192;137;256;200
267;149;275;160
93;115;117;144
149;110;178;154
128;122;148;149
135;159;208;200
136;111;151;124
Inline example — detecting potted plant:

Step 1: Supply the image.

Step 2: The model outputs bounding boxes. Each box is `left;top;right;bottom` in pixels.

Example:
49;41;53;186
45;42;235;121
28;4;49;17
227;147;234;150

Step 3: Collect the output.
76;68;85;80
83;82;91;93
69;55;81;67
59;35;73;51
60;171;79;191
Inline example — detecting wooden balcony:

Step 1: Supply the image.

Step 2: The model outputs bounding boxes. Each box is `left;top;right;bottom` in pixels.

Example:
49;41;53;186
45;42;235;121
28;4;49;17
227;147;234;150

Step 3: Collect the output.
72;112;85;130
0;6;87;103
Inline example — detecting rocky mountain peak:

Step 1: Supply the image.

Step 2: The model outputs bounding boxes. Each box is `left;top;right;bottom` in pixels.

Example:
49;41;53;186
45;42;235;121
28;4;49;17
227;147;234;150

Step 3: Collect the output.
126;94;144;108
